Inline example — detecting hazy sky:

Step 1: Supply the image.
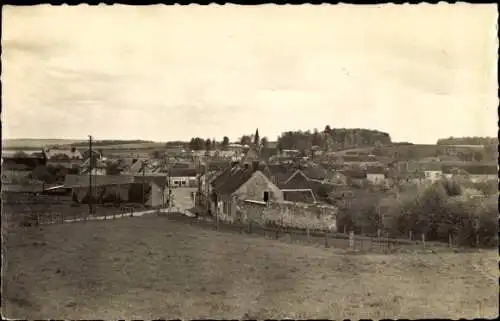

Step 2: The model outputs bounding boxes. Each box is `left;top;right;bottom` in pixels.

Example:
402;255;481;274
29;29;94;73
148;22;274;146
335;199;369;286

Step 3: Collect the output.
2;4;498;143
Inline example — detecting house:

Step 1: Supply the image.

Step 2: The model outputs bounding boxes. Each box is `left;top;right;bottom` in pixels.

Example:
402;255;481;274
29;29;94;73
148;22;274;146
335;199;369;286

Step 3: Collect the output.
279;149;300;158
63;174;169;208
44;147;83;169
80;158;107;175
241;147;261;163
341;170;368;186
262;163;296;186
366;166;387;185
281;189;317;204
2;149;46;168
210;161;284;218
168;168;198;188
1;149;47;184
442;164;497;183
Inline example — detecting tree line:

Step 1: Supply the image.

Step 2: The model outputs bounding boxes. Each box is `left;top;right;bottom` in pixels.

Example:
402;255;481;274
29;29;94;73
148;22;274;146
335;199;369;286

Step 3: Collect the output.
186;129;270;151
277;126;392;152
437;136;498;146
336;178;498;248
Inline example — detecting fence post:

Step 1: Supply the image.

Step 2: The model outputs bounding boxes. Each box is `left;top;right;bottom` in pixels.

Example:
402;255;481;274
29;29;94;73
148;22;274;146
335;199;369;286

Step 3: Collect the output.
448;233;452;247
409;230;413;241
36;213;40;226
324;231;329;248
61;212;64;224
248;221;252;234
113;211;116;220
131;208;133;217
421;233;426;248
349;231;354;250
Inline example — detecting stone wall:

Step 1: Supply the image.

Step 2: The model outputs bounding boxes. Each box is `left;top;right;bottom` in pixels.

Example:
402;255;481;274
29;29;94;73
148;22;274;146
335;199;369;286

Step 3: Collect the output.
218;200;338;232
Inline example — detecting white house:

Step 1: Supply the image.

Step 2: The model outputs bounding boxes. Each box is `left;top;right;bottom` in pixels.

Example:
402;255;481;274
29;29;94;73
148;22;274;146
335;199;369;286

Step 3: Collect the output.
366;167;387;185
423;170;444;182
169;168;198;188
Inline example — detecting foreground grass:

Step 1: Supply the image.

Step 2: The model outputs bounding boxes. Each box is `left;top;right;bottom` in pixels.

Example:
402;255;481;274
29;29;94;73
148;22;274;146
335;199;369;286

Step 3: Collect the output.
2;216;498;319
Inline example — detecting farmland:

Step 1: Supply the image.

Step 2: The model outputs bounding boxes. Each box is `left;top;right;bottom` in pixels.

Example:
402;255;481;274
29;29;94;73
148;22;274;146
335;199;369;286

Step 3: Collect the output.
2;215;498;319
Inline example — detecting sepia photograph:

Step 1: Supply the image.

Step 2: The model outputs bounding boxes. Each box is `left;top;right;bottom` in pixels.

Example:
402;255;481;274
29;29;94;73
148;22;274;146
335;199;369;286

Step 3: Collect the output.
1;3;498;319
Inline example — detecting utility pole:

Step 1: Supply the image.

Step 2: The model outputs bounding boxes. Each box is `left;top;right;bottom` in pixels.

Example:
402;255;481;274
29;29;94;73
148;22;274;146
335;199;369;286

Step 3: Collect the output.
88;135;93;215
168;158;172;213
142;160;146;207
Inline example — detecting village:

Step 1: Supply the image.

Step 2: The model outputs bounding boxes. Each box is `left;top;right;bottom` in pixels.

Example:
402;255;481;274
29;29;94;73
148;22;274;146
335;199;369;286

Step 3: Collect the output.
2;130;497;245
3;4;498;319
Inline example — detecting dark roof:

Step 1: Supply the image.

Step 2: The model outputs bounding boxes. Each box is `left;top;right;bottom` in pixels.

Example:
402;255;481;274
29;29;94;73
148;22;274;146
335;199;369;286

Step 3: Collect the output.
366;166;386;174
2;163;32;171
64;174;135;188
282;189;316;204
2;183;44;193
341;170;367;179
212;166;256;195
169;168;198;177
263;164;296;184
301;165;327;180
442;164;498;175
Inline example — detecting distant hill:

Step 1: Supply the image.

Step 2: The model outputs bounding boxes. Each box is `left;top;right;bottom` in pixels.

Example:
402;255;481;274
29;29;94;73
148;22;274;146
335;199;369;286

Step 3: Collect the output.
2;139;86;149
335;143;492;162
437;136;498;146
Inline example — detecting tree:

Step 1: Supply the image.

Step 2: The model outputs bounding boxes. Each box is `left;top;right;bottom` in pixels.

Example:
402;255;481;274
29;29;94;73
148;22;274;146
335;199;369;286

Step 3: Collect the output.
151;150;162;159
240;135;252;146
261;136;269;149
221;136;230;150
254;129;260;147
212;139;216;149
205;138;212;151
188;137;205;151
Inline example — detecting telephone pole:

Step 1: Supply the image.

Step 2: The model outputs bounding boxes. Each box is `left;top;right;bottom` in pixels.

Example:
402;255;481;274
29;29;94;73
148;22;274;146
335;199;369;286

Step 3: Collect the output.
88;135;93;215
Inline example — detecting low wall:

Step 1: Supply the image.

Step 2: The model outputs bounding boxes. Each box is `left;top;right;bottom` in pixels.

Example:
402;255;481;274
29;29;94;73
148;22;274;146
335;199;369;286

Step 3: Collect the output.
219;201;338;232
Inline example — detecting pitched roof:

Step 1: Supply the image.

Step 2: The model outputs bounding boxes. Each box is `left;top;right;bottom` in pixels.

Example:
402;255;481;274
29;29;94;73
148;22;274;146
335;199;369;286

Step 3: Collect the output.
341;170;367;179
212;165;257;195
442;164;498;175
301;164;327;180
44;148;82;160
262;163;296;184
64;174;135;188
2;163;32;171
366;166;387;174
2;149;45;159
282;189;317;204
169;168;198;177
2;183;45;193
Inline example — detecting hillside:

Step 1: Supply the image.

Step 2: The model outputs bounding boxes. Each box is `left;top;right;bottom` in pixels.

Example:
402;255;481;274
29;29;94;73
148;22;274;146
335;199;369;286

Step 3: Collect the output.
3;216;498;319
2;139;86;149
333;143;491;162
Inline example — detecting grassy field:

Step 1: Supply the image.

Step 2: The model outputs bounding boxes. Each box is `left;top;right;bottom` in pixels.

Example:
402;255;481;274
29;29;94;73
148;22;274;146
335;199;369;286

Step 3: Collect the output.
2;216;498;319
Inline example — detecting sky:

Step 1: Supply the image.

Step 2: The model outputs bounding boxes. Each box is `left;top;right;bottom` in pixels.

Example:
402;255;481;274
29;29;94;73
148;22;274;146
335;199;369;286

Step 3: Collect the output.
2;4;498;144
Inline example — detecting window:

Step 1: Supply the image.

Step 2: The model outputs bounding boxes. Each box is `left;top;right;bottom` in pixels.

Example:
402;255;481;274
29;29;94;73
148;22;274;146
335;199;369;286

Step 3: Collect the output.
263;191;269;202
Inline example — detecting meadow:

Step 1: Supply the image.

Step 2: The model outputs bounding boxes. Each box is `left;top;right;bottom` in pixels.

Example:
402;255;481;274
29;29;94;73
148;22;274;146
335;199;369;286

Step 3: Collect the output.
2;215;498;319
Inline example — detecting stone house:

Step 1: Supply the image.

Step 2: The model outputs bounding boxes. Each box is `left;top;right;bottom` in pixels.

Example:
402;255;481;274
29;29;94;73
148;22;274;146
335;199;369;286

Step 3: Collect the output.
210;161;284;218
